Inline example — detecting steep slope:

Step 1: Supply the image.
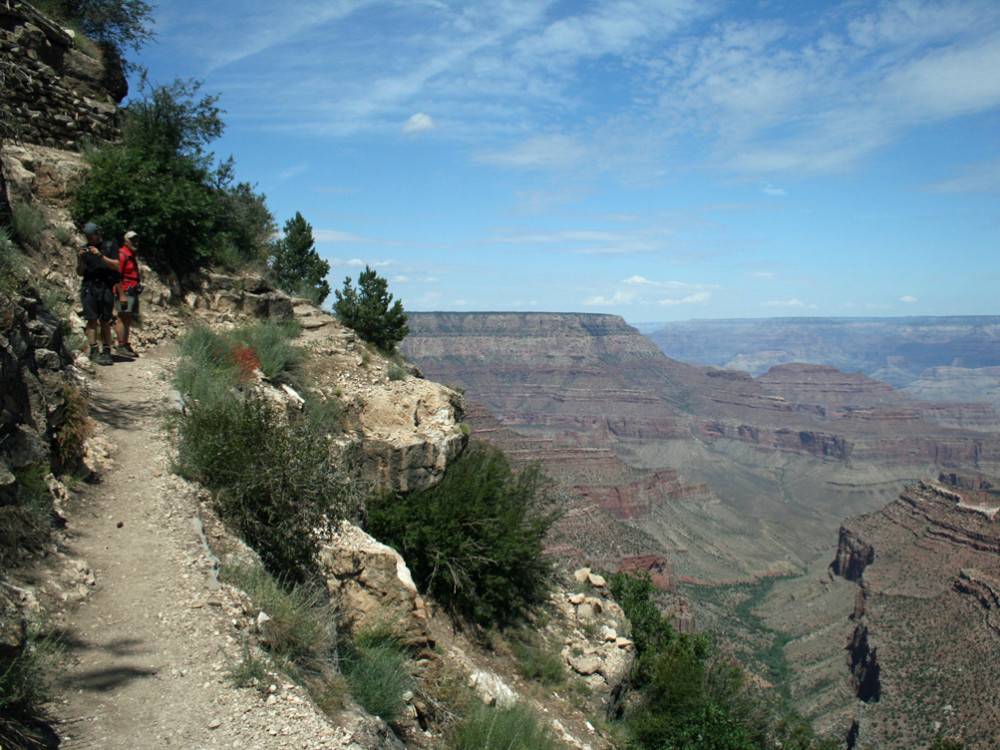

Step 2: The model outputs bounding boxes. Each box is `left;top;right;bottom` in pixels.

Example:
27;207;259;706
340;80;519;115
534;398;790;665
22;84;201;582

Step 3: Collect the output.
830;479;1000;749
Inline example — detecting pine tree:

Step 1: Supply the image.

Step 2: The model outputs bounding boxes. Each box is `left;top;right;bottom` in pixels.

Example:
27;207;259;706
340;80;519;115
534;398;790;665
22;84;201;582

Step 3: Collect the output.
270;212;331;305
333;266;409;352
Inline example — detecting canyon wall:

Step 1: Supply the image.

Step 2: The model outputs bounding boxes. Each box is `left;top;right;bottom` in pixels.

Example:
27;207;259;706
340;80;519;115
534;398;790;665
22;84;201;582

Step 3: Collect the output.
832;480;1000;749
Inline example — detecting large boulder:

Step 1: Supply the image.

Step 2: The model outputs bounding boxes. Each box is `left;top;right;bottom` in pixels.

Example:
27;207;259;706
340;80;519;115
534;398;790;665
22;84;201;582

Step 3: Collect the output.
356;379;466;493
317;522;432;653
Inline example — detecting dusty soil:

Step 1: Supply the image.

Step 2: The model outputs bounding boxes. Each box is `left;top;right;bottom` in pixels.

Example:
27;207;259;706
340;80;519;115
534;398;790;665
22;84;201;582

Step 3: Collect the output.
43;346;339;749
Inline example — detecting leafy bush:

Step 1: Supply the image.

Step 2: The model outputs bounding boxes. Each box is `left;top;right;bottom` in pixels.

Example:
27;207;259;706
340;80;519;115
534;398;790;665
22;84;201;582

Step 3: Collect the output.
333;265;409;352
32;0;154;60
175;393;359;582
71;77;275;273
367;443;560;628
270;212;330;305
449;700;556;750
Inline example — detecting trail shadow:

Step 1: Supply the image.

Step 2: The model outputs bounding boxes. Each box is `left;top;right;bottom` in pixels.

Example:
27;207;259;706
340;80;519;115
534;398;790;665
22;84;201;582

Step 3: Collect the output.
65;665;160;692
53;627;160;691
87;388;161;431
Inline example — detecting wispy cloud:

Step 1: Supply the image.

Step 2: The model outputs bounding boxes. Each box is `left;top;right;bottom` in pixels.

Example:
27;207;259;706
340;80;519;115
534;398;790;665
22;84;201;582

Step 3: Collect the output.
659;292;713;306
583;291;637;306
921;157;1000;193
178;0;1000;182
622;276;721;291
762;298;806;308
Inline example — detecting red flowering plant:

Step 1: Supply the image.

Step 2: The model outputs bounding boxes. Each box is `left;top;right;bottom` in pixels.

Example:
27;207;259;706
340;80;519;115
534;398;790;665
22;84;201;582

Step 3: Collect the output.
230;343;261;382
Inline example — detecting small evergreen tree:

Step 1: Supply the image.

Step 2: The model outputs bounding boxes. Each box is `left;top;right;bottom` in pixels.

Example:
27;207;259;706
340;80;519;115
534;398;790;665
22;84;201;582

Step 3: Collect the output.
333;265;409;352
270;212;331;305
367;443;561;628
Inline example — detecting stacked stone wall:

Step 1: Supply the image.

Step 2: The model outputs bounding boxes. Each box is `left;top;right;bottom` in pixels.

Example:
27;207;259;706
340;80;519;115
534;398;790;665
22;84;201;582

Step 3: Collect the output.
0;0;122;151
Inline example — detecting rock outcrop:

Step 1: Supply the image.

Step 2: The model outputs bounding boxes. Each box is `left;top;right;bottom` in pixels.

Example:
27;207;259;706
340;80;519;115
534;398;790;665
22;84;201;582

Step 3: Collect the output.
831;480;1000;749
1;0;124;150
317;521;433;653
0;285;78;502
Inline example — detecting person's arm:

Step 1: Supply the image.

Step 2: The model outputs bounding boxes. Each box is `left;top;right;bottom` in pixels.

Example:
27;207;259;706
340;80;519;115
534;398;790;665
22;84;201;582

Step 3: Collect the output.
76;247;87;276
99;251;121;271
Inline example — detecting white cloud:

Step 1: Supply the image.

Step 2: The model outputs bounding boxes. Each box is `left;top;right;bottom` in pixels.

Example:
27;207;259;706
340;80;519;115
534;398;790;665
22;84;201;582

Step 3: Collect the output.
659;292;712;306
762;298;806;308
622;275;721;290
583;291;637;306
901;295;918;303
403;113;437;133
762;182;786;196
392;275;411;283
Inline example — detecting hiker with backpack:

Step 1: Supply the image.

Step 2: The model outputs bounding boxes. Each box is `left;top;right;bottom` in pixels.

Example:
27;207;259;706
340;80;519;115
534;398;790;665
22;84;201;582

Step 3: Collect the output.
114;230;142;357
76;221;120;366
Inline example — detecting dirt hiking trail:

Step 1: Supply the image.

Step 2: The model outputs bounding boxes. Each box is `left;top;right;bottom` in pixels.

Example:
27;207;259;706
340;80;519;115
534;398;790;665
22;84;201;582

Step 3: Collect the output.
49;346;338;749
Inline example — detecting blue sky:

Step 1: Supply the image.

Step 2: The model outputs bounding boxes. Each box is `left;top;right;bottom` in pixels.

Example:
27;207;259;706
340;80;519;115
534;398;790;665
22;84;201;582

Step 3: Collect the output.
133;0;999;324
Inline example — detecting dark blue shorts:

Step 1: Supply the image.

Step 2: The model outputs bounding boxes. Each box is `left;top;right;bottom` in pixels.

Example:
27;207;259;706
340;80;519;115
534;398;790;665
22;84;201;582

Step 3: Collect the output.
81;281;115;321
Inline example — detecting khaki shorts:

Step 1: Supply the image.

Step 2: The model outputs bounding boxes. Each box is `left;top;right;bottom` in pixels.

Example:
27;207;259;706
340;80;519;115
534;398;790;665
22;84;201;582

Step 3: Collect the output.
118;291;140;315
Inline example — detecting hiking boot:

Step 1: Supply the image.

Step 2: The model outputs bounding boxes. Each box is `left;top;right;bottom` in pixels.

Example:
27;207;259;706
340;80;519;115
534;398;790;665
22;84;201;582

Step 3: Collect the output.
96;348;114;366
116;342;138;357
88;345;100;362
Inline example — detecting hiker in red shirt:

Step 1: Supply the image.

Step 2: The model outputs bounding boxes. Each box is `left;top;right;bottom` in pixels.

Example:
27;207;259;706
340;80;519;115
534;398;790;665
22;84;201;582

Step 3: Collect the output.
114;230;142;357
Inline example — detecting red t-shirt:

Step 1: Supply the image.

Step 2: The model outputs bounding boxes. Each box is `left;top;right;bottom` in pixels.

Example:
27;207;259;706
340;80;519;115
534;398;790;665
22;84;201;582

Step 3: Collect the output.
118;246;140;290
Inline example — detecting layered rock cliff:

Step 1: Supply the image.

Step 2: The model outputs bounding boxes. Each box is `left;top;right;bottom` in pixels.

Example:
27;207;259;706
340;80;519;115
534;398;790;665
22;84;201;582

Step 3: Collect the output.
402;312;1000;583
832;479;1000;749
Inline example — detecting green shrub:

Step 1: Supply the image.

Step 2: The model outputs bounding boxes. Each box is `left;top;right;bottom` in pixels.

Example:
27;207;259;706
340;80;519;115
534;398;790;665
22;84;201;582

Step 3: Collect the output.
610;572;833;750
509;631;564;686
10;202;45;247
334;266;409;353
175;394;359;581
367;443;560;629
71;77;275;273
449;700;556;750
219;562;333;666
223;641;272;691
0;227;26;305
340;624;412;723
53;381;92;473
0;620;62;750
175;321;304;404
31;0;154;60
387;361;407;381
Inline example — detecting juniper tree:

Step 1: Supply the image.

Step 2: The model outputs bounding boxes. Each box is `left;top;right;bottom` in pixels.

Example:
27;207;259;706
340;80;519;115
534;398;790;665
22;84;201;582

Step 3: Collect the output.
270;212;331;305
333;266;409;352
